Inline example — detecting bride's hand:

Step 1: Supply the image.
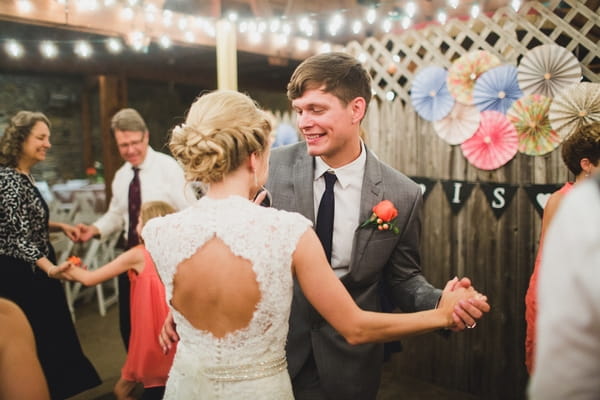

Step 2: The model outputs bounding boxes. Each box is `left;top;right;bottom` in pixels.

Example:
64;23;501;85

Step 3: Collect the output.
438;278;481;329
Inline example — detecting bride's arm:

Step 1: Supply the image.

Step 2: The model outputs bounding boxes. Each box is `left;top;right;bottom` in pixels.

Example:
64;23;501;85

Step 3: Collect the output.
292;229;478;345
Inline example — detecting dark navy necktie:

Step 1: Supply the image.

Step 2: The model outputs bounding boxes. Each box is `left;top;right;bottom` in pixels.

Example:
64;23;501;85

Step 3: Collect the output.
127;167;141;249
316;171;337;263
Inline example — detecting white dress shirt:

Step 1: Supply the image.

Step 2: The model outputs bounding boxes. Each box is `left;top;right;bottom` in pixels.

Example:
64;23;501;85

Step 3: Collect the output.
314;142;366;277
529;178;600;399
94;147;196;240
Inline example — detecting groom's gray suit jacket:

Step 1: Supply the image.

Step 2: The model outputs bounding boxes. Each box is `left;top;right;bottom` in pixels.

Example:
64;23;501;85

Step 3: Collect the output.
267;142;442;400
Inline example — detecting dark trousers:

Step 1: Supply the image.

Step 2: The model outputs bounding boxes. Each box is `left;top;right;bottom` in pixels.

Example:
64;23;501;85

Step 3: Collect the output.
118;272;131;351
292;354;329;400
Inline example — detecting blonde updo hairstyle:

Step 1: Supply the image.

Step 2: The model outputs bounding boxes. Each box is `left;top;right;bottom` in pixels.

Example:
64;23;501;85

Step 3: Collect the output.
169;90;272;184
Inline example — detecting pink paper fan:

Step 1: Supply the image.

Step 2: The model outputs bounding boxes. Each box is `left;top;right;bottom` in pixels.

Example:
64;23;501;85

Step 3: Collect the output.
461;110;518;170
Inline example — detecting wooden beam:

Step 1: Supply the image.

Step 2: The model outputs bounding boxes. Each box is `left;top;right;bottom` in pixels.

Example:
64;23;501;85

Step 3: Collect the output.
98;75;127;203
216;19;238;90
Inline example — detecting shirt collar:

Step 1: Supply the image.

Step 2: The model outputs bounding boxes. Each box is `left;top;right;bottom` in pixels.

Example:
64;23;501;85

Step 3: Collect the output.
314;141;366;189
129;146;154;171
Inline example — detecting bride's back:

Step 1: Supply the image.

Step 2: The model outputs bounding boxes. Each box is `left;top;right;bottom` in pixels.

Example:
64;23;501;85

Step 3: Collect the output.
143;195;310;360
171;236;261;339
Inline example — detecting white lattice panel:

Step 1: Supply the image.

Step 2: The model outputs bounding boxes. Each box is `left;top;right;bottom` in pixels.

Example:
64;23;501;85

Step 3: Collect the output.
346;0;599;104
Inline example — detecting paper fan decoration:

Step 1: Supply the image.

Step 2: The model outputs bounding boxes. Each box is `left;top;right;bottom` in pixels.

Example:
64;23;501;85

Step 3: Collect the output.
507;94;561;156
517;44;582;98
461;110;518;170
447;50;501;105
549;82;600;139
433;103;480;145
473;65;523;114
410;66;455;122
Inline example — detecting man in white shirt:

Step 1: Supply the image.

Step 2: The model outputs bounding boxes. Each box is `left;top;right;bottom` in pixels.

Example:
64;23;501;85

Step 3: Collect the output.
77;108;195;351
529;171;600;399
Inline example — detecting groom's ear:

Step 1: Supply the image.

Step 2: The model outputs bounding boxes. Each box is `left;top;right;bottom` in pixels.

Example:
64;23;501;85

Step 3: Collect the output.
350;97;366;125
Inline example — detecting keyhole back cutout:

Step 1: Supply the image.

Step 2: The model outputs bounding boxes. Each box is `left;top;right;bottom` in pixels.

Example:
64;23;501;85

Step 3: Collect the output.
171;236;261;339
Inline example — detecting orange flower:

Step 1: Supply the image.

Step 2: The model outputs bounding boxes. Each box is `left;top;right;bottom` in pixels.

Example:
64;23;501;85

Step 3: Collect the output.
372;200;398;222
67;256;82;266
360;200;400;234
86;167;97;176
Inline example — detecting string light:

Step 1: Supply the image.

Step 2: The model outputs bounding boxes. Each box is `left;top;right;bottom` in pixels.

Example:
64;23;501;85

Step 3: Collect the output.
437;10;448;24
74;41;93;58
105;37;123;53
5;39;24;58
297;38;310;52
328;13;344;36
40;40;59;58
158;35;171;49
382;18;392;33
120;6;134;20
405;1;417;19
366;7;377;24
184;31;195;43
401;16;412;30
16;0;33;13
4;0;490;61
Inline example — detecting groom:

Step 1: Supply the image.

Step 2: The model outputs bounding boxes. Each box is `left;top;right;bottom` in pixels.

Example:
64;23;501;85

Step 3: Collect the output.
266;52;490;399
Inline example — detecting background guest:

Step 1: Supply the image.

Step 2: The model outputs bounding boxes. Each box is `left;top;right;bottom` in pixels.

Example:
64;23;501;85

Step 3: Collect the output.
66;201;176;400
529;136;600;398
524;121;600;374
77;108;196;350
0;110;100;399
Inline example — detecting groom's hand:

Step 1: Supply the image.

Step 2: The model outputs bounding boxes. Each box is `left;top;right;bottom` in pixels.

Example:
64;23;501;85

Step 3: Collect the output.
159;311;179;354
445;277;490;331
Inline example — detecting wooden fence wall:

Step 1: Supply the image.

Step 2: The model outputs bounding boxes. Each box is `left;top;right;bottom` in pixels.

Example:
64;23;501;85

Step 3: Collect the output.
343;1;599;399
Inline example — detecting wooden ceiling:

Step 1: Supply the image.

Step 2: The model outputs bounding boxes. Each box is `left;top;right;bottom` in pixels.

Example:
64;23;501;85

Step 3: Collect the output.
0;0;547;91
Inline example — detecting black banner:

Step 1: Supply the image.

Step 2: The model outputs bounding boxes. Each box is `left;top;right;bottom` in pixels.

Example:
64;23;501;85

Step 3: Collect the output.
409;176;437;201
479;183;519;219
523;184;563;216
440;180;476;215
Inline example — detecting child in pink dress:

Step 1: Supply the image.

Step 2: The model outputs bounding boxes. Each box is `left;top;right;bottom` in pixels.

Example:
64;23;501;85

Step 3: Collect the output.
66;201;176;400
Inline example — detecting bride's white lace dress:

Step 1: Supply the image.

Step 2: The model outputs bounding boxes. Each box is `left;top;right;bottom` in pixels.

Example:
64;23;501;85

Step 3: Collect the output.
142;195;311;399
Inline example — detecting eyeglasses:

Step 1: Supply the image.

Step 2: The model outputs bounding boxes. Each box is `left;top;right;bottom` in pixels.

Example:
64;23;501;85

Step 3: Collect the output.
117;135;145;150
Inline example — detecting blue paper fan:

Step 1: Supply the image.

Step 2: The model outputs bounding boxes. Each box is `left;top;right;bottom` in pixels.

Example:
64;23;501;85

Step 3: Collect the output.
410;66;455;122
473;65;523;114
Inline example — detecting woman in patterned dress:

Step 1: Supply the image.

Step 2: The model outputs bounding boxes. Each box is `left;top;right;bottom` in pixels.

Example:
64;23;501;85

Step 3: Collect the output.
0;111;100;399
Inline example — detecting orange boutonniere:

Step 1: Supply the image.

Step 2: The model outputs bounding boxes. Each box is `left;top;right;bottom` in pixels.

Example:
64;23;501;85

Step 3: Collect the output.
360;200;400;234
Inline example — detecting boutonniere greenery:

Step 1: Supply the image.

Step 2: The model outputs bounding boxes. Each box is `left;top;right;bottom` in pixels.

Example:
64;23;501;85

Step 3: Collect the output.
360;200;401;234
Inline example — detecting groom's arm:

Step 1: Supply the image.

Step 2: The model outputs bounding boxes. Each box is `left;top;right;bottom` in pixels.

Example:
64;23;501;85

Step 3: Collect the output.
383;187;442;312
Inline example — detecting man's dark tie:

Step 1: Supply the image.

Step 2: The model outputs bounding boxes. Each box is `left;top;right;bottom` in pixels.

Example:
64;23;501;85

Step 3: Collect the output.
316;171;337;263
127;167;141;249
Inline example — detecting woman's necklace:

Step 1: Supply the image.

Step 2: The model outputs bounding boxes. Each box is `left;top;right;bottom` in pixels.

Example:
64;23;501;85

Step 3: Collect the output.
15;167;36;185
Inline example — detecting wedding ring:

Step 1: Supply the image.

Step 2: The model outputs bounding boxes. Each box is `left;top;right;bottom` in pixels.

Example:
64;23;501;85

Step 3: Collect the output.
467;322;477;329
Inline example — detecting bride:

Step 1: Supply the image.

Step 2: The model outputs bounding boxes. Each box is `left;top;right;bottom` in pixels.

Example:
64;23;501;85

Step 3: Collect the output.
142;90;481;399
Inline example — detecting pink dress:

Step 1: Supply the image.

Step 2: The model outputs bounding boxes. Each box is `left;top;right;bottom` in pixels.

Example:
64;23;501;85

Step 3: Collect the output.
525;182;573;374
121;245;175;387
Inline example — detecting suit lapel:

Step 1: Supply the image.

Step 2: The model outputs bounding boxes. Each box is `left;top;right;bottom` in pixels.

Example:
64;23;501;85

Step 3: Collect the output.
293;149;316;223
348;149;384;274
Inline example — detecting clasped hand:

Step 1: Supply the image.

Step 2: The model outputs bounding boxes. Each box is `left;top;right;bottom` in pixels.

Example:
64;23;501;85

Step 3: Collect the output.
439;277;490;331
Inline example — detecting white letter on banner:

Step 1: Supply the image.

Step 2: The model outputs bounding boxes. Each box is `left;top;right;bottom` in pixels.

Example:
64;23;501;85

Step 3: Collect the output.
452;182;462;203
492;187;506;209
